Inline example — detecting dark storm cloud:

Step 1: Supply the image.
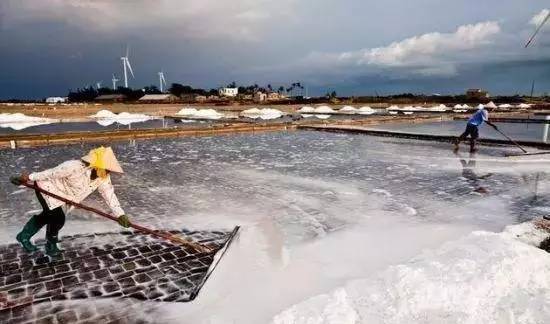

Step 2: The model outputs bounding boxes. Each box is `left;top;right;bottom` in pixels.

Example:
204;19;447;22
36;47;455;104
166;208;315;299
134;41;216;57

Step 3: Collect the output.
0;0;549;99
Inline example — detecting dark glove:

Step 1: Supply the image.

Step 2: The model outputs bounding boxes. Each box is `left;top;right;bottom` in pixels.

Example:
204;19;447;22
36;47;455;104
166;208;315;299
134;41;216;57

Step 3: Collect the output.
10;173;28;186
117;215;131;228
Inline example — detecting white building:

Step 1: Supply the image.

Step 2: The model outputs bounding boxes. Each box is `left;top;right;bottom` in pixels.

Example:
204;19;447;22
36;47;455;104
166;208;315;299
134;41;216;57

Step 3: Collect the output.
254;91;267;102
218;87;238;97
45;97;68;104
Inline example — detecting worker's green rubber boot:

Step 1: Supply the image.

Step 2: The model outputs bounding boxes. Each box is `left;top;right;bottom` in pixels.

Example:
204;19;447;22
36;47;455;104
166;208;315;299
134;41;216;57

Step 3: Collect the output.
45;237;61;257
16;215;40;253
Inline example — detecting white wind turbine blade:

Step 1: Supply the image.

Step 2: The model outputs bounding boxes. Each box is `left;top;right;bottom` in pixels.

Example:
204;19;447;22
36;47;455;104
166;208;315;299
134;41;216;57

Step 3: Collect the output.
161;72;166;86
526;11;550;48
126;59;135;78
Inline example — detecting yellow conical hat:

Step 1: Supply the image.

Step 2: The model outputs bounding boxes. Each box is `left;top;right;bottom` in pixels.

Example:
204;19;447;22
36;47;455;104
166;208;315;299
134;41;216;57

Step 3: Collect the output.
82;146;124;174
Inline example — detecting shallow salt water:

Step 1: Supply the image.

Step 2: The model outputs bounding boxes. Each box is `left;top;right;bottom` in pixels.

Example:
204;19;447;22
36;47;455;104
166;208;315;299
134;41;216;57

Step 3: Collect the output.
0;131;549;323
0;119;211;134
368;120;550;143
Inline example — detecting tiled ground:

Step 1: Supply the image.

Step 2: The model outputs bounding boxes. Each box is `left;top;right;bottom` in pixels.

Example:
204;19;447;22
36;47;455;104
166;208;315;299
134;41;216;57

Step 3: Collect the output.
0;228;238;324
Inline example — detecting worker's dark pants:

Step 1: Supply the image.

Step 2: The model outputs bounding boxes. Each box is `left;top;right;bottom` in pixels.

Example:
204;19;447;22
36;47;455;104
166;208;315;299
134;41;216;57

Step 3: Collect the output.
457;124;479;151
33;185;66;242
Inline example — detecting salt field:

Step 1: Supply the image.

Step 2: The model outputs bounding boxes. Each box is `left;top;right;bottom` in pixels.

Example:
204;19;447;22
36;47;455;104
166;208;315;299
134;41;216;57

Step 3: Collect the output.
0;119;208;135
369;120;550;143
1;131;549;323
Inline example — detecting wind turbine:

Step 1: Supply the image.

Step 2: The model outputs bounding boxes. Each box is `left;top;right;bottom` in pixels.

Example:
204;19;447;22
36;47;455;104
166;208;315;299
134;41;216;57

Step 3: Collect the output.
120;46;135;88
96;81;103;89
112;74;120;89
525;11;550;48
158;71;167;92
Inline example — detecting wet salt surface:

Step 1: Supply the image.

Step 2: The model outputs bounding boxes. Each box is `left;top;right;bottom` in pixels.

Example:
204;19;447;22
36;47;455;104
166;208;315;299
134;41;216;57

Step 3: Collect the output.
0;131;548;323
369;120;550;143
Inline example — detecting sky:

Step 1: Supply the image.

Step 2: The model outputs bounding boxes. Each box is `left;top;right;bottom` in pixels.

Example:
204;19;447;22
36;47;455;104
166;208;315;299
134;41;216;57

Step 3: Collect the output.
0;0;549;99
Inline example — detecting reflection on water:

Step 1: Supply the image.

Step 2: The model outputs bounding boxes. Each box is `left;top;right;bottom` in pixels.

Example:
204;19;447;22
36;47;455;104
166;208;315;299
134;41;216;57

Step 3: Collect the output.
0;119;209;135
370;120;550;143
0;113;387;135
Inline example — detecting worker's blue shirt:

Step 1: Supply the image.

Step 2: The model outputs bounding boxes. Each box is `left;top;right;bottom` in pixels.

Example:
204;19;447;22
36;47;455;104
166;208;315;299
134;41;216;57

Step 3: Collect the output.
467;109;489;126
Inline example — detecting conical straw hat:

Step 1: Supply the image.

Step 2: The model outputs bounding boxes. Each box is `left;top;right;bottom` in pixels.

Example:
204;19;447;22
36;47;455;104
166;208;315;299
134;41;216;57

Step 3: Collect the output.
82;146;124;173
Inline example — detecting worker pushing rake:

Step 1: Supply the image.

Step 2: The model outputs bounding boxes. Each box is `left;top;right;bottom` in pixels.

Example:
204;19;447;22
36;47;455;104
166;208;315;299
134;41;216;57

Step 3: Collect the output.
10;146;210;257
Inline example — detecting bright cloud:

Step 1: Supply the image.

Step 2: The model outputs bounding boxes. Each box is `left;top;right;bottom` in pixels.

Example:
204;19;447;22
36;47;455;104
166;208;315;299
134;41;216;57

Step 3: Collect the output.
530;9;549;26
343;21;500;67
301;21;501;77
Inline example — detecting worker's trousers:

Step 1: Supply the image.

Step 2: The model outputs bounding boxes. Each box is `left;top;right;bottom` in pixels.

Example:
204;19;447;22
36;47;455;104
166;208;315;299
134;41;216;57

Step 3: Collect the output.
33;184;66;242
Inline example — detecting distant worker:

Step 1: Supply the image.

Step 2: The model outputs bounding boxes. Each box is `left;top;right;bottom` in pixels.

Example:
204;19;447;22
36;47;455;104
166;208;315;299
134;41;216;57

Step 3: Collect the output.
454;104;497;152
10;146;131;256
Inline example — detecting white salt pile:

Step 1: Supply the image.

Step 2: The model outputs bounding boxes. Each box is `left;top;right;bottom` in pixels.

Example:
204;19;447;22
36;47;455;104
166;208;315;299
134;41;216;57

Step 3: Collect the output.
273;222;550;324
498;104;512;108
314;106;335;113
241;108;262;116
191;109;223;120
90;110;117;118
339;106;357;113
175;108;224;119
485;101;498;109
387;105;400;111
298;106;315;113
175;108;199;116
90;109;156;126
259;108;283;120
0;113;56;130
517;103;531;108
429;104;447;111
240;108;283;120
358;106;376;115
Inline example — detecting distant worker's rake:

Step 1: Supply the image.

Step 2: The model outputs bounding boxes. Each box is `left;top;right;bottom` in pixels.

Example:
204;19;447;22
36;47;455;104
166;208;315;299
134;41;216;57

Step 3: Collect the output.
21;182;211;253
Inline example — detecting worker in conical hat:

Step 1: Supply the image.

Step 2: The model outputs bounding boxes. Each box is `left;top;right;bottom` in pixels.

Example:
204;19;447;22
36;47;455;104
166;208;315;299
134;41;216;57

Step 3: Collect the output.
10;146;131;256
